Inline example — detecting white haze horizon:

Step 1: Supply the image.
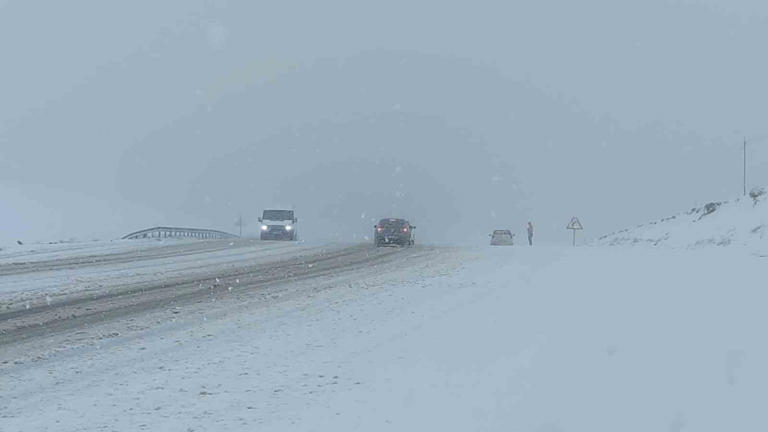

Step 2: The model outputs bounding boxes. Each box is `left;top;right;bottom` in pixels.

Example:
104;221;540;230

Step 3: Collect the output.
2;0;768;245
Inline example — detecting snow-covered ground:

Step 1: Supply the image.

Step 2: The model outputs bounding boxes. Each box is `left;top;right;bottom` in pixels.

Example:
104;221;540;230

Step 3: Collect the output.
0;238;172;265
2;243;765;431
0;238;325;310
596;190;768;252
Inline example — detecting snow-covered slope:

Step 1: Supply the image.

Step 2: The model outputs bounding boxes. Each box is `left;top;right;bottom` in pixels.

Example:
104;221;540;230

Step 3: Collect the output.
596;190;768;250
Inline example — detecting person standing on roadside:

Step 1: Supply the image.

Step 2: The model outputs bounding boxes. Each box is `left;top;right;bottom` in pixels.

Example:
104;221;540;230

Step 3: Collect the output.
527;221;534;246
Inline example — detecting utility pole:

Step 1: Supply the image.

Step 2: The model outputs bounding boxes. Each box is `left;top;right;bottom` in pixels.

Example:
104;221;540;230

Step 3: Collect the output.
743;137;747;197
238;213;243;237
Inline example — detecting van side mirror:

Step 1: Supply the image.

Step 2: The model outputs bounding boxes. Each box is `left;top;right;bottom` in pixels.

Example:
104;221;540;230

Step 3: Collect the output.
294;218;298;223
411;226;417;229
258;217;262;222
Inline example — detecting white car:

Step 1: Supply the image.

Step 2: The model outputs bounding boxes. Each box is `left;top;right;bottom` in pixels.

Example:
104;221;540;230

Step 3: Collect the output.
490;230;515;246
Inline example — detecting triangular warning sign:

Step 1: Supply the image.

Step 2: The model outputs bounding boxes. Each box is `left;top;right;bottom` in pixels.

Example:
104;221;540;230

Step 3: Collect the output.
567;217;583;230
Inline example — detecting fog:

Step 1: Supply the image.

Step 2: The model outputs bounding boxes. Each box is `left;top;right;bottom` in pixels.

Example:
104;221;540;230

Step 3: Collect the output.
2;0;768;244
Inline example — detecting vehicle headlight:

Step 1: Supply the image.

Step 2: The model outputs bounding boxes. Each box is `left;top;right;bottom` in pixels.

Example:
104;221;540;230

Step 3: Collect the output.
261;225;268;231
285;225;293;231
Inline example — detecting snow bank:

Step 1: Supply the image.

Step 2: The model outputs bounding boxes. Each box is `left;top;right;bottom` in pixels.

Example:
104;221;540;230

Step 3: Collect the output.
596;189;768;250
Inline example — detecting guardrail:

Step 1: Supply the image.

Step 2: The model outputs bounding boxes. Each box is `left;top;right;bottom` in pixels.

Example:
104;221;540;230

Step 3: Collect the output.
122;227;238;240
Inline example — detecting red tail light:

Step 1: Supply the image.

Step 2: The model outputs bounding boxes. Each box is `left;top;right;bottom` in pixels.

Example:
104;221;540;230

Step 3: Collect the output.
377;226;383;232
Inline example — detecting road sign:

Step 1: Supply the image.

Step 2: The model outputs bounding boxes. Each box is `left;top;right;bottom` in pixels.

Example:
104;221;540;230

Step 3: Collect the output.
567;217;583;230
567;216;583;246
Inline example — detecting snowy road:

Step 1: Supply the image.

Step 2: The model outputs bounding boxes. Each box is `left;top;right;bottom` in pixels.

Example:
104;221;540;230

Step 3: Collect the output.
0;239;330;311
1;242;767;431
0;240;440;349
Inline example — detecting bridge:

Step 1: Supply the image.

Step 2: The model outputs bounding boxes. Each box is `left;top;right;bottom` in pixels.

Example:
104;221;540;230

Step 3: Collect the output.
122;227;238;240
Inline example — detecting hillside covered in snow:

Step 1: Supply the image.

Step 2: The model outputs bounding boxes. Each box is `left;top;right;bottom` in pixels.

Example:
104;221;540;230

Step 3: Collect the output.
596;188;768;250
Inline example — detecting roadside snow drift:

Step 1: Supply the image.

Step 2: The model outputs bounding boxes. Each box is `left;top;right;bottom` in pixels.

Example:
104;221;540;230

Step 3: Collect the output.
596;188;768;250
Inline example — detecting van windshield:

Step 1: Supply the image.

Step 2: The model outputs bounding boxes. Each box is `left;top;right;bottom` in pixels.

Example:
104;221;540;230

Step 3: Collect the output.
263;210;294;220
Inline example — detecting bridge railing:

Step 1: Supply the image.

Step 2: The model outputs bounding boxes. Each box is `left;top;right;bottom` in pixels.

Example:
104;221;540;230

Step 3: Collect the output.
122;227;238;240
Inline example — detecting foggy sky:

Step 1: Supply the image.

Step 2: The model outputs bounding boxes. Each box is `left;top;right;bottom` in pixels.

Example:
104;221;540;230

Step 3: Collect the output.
2;0;768;244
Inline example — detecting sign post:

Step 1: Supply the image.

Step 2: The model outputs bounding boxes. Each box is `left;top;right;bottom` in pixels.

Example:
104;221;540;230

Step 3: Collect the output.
566;216;583;246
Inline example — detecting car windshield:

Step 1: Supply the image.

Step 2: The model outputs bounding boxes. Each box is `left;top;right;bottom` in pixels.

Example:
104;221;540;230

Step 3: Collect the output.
262;210;294;220
380;219;407;227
